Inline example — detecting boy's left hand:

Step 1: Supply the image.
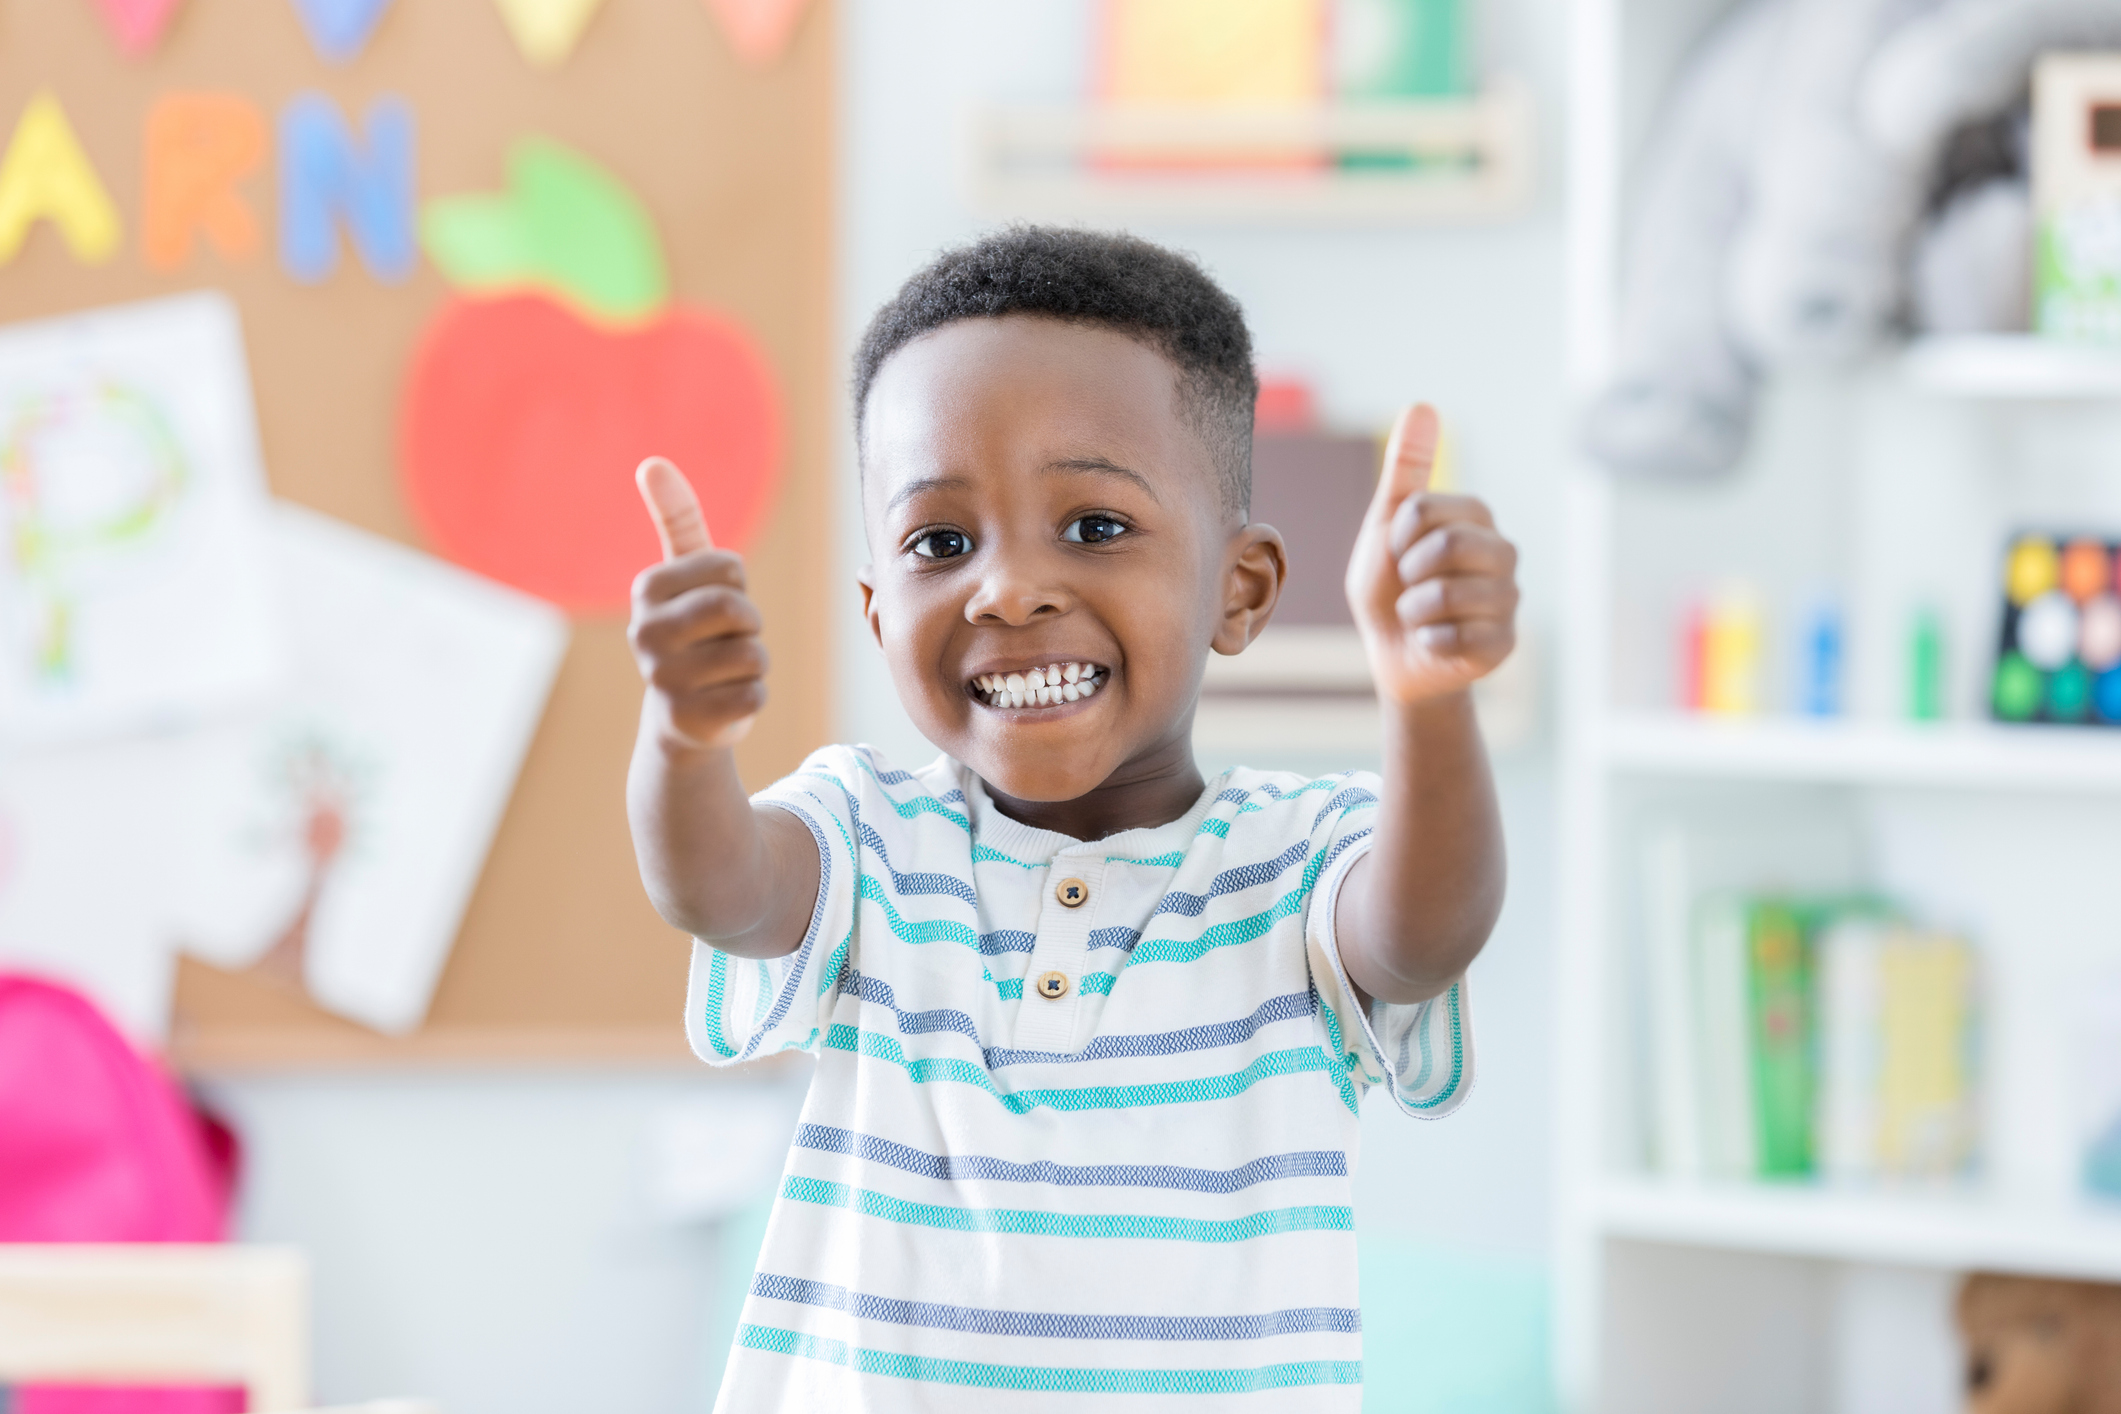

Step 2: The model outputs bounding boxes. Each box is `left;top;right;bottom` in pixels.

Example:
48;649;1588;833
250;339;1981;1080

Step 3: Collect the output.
1345;404;1519;706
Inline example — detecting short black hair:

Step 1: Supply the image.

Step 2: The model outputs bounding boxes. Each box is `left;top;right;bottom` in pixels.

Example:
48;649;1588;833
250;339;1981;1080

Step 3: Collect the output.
853;226;1257;516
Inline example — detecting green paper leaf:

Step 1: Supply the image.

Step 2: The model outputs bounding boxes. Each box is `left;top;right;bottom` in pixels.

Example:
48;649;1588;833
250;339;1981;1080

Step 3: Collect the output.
421;138;668;323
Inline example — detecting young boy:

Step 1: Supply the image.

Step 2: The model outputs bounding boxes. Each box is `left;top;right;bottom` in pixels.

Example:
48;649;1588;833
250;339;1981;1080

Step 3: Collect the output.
627;227;1517;1409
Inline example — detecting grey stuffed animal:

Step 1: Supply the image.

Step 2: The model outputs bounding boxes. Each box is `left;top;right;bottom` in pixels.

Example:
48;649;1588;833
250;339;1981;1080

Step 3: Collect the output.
1585;0;2121;479
1581;0;1788;480
1728;0;1940;365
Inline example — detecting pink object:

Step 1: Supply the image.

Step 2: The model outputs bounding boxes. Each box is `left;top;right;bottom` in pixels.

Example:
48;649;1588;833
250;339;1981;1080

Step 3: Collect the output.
1253;378;1319;434
17;1391;245;1414
0;974;233;1242
86;0;185;55
0;975;244;1412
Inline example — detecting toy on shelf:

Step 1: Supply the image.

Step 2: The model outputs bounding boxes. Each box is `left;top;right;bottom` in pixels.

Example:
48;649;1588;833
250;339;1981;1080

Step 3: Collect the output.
1800;600;1845;716
1992;531;2121;724
1585;0;2121;479
1956;1273;2121;1414
2033;53;2121;342
1337;0;1469;102
1907;604;1948;721
1682;585;1765;715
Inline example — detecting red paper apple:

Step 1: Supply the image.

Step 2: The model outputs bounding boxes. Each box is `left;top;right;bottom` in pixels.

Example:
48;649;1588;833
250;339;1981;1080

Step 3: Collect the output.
399;140;783;612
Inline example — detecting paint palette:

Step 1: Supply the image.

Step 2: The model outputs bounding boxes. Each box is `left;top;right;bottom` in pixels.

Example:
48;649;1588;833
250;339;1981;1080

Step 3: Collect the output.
1993;533;2121;724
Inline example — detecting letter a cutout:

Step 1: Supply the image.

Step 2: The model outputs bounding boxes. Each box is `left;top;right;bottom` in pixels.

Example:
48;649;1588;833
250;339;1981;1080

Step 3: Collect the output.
144;93;268;269
0;93;122;266
278;94;417;283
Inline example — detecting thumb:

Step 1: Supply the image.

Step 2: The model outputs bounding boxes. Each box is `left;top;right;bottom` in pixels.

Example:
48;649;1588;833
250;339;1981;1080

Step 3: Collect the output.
1370;404;1440;515
636;456;713;561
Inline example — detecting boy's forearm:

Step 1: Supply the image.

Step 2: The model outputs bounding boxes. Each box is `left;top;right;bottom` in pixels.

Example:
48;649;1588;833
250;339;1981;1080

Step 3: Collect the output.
626;709;812;958
1333;690;1504;1005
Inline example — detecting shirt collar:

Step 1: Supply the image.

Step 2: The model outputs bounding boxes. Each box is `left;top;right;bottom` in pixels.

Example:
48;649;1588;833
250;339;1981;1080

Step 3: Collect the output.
955;761;1236;864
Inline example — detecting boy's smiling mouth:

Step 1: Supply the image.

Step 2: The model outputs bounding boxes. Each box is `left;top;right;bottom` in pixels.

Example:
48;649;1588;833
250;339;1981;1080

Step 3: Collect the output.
968;661;1107;711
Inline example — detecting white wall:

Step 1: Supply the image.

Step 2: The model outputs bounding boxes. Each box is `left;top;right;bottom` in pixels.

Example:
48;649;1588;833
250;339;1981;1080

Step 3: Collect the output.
204;4;1574;1411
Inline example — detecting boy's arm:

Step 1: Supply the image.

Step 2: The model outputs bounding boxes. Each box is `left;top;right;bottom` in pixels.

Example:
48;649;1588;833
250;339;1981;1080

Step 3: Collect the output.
1334;407;1517;1005
625;458;819;960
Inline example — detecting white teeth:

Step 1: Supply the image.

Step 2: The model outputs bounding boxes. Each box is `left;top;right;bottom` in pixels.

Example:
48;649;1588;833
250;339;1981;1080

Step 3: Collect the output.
972;663;1106;707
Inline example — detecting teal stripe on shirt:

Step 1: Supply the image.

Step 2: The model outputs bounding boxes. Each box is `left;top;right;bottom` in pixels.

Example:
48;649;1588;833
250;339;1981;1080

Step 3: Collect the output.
823;1025;1339;1113
780;1176;1353;1242
737;1325;1363;1393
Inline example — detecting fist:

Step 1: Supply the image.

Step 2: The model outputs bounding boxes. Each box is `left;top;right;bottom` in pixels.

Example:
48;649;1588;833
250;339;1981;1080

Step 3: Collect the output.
628;456;768;750
1344;405;1519;706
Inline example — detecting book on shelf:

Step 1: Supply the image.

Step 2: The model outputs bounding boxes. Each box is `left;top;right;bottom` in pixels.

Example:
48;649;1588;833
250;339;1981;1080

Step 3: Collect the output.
1642;828;1979;1185
1819;918;1979;1182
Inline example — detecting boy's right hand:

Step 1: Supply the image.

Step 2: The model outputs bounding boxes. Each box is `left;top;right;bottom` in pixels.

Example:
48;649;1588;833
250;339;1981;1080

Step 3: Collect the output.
628;456;767;752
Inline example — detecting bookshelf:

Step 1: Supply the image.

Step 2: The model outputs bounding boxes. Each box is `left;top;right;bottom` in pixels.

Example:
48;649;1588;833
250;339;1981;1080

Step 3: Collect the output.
1900;335;2121;401
1593;1180;2121;1285
1557;0;2121;1410
1601;713;2121;793
960;84;1534;225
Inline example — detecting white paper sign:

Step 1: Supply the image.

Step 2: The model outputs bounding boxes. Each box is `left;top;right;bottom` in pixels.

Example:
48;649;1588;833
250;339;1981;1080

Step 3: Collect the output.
0;292;280;744
176;505;567;1034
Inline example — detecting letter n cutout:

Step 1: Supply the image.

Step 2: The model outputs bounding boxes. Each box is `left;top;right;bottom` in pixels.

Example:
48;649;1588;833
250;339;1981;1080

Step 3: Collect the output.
278;93;416;283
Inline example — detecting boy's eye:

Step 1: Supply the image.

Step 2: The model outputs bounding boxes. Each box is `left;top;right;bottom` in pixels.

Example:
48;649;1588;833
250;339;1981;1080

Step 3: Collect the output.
1063;515;1128;545
911;529;973;560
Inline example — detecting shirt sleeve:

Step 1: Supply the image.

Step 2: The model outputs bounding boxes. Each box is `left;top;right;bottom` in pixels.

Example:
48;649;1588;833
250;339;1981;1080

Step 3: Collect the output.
1302;773;1476;1119
683;747;860;1066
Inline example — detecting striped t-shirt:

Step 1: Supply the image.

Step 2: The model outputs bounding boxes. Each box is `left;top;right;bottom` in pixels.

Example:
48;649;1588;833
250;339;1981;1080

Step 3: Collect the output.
688;745;1473;1410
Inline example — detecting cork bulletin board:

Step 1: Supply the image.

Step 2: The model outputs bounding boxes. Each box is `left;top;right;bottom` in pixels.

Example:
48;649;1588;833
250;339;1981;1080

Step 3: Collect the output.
0;0;836;1066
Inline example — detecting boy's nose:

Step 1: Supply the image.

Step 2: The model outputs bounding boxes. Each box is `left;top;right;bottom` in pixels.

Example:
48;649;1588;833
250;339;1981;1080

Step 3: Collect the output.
964;567;1070;626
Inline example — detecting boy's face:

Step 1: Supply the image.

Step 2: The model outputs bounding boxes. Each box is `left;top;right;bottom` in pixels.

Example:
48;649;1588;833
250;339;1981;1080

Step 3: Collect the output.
858;316;1282;807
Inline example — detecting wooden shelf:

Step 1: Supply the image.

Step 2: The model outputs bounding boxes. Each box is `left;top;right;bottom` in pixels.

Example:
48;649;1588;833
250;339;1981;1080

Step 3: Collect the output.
1900;335;2121;400
168;1023;712;1074
962;81;1533;225
1594;1179;2121;1283
1600;712;2121;793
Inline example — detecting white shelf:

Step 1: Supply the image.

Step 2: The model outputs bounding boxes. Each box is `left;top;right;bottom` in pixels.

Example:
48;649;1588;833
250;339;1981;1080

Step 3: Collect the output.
1600;712;2121;792
1901;335;2121;400
1594;1179;2121;1282
962;82;1533;225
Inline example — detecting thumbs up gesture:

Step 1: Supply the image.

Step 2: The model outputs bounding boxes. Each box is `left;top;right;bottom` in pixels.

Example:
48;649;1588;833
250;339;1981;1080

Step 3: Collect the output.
1343;406;1519;706
628;457;767;751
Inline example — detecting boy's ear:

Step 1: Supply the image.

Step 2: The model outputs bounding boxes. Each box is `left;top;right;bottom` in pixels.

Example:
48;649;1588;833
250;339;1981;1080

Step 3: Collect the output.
1211;524;1286;656
858;564;884;648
